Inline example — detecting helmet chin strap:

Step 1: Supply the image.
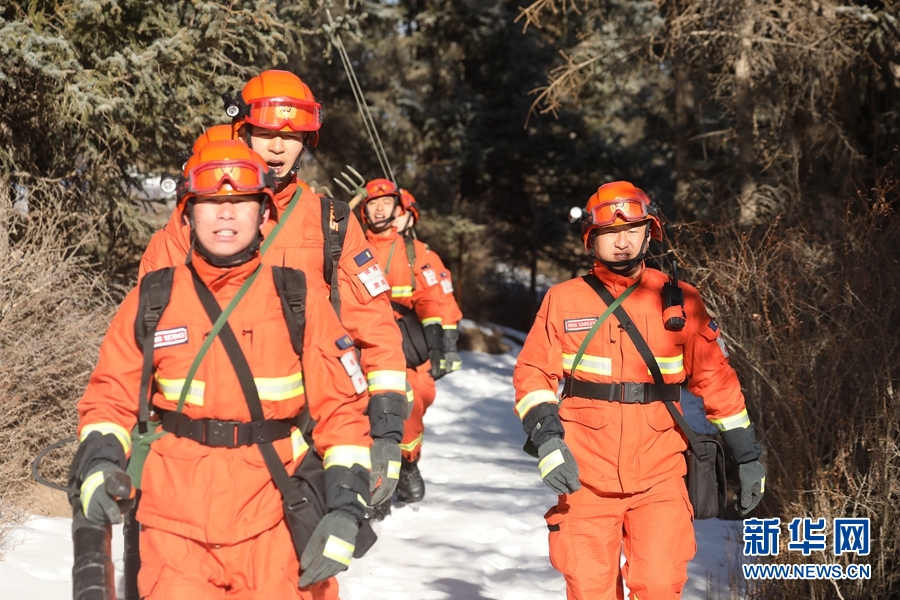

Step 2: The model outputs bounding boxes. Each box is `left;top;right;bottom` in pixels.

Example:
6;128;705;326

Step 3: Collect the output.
366;213;397;233
596;235;650;274
190;231;263;267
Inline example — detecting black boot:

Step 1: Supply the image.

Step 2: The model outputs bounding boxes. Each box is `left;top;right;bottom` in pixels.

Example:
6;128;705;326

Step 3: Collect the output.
367;499;392;522
396;458;425;503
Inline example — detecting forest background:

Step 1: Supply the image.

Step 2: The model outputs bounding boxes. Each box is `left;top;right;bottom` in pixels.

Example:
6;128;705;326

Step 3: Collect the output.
2;1;899;598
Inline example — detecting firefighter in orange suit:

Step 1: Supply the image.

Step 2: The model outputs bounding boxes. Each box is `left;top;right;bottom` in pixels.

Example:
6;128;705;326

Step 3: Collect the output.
513;181;765;600
140;70;407;510
69;141;373;599
362;179;463;510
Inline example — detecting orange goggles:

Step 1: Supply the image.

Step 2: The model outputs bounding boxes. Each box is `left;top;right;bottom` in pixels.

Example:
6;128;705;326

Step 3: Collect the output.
366;181;400;199
589;198;651;227
243;97;322;132
182;159;274;197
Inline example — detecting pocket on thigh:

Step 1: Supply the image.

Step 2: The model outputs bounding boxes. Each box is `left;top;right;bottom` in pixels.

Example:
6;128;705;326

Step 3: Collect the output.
545;508;571;574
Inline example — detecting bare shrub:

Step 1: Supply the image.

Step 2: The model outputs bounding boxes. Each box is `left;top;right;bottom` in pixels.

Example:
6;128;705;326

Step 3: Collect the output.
0;200;115;526
675;176;900;599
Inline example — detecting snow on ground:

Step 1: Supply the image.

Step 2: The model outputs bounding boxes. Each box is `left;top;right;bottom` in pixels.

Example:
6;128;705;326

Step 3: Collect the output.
1;347;742;599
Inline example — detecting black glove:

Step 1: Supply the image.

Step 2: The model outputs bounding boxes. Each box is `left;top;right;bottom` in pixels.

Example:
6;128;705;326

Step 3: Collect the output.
424;323;446;380
537;437;581;495
79;462;135;524
441;327;462;375
737;460;765;515
67;431;132;524
299;510;358;587
368;438;401;507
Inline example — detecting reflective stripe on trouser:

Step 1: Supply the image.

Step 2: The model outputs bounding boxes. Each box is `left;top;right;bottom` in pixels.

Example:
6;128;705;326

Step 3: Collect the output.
399;361;436;462
138;521;339;600
544;477;695;600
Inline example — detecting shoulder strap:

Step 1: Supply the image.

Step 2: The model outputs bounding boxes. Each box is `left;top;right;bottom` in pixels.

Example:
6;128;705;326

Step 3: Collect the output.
271;266;308;359
580;275;708;459
563;280;638;398
405;237;417;292
187;264;308;509
134;268;175;433
320;196;349;318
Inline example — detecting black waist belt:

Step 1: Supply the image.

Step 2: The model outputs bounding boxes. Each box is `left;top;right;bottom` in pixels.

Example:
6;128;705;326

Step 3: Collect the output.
160;411;294;448
564;378;681;404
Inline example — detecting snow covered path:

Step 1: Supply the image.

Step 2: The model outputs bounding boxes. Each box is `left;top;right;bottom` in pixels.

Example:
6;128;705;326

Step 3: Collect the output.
1;347;742;599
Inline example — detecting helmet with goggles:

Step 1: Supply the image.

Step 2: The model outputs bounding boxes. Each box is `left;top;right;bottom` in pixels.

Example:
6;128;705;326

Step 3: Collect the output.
571;181;662;252
360;178;401;225
223;70;322;147
176;140;276;214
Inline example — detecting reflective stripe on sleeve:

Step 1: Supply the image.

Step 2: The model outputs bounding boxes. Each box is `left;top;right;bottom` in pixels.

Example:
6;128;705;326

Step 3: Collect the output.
562;353;612;376
399;433;423;453
538;449;565;479
651;354;684;375
391;286;413;299
80;470;105;516
421;317;442;327
515;390;558;419
155;376;205;406
366;370;407;393
323;445;372;470
323;535;355;567
709;409;751;431
254;372;304;401
80;422;132;456
291;429;309;462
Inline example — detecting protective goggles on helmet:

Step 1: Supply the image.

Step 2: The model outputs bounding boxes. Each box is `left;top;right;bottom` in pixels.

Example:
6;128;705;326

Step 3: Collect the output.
365;181;400;199
179;159;275;199
241;97;322;132
587;198;652;227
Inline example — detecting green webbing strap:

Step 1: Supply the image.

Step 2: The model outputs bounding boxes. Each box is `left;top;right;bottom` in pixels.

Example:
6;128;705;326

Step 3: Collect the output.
174;188;302;412
563;278;640;398
384;237;398;276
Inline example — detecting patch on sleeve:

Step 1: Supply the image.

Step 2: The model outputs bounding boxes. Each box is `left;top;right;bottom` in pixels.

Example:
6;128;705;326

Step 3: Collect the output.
564;317;598;333
335;335;354;350
708;319;719;333
422;267;438;286
699;317;720;342
716;336;730;358
356;263;389;297
154;327;188;349
353;249;375;267
440;279;454;294
340;351;368;394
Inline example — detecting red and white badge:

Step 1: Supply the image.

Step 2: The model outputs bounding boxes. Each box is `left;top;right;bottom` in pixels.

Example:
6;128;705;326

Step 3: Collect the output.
356;263;389;297
422;268;438;287
563;318;598;333
154;327;188;348
340;351;368;394
440;279;454;294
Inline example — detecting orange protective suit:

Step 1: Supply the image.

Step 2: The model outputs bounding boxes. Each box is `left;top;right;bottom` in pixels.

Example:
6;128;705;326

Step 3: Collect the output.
366;231;462;461
78;253;372;599
140;180;407;400
513;263;752;600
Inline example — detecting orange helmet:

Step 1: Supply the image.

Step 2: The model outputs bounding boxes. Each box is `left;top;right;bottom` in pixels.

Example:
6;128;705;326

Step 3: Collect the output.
224;70;322;146
360;178;401;225
399;188;420;224
578;181;662;251
191;124;236;157
176;140;275;214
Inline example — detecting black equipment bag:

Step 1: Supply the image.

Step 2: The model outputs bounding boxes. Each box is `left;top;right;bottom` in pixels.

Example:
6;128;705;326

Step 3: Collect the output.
391;301;430;368
581;275;727;519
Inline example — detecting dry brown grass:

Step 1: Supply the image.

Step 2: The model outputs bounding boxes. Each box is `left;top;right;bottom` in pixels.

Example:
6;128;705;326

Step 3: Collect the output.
674;179;900;599
0;202;116;541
